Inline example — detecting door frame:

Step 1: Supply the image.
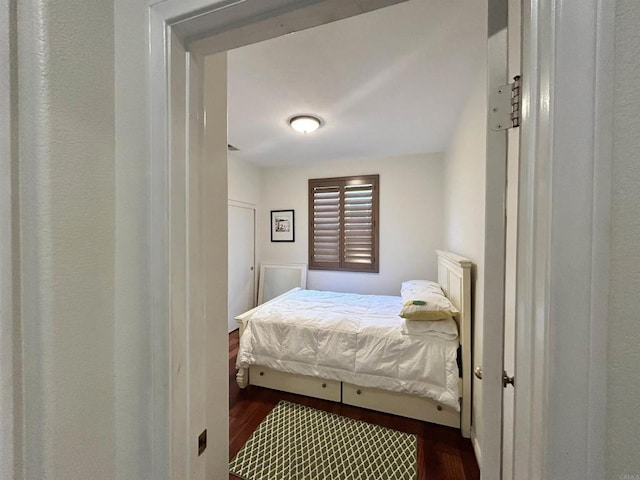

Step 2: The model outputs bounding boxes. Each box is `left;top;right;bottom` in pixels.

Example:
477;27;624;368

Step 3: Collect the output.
146;1;614;479
513;1;613;479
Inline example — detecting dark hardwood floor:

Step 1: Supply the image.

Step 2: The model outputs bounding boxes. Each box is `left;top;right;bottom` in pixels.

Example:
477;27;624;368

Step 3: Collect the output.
229;329;479;480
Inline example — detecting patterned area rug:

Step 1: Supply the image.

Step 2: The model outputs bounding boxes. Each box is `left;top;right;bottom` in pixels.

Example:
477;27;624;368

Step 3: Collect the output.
229;400;417;480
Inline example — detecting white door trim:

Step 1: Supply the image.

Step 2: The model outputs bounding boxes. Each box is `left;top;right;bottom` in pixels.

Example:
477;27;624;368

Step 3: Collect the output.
514;1;613;478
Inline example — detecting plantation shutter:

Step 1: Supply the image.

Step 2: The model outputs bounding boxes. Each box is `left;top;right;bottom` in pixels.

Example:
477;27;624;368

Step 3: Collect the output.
309;175;379;272
309;181;342;268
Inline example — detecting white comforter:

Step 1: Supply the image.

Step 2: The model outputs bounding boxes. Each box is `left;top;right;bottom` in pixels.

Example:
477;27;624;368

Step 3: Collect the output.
237;288;461;410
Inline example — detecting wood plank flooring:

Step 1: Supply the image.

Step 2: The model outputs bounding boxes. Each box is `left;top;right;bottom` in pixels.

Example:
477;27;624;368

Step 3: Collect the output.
229;329;479;480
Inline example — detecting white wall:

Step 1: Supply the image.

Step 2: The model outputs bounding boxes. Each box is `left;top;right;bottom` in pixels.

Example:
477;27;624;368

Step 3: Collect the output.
260;153;444;295
8;1;157;479
17;1;117;478
442;66;487;462
228;152;262;205
114;0;153;478
607;2;640;478
0;1;19;479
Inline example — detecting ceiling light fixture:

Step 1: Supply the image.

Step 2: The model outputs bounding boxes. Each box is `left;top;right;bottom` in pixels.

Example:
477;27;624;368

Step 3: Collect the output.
289;115;322;134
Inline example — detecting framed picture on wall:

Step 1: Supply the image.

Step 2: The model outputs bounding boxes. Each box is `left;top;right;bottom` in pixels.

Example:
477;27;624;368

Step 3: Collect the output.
270;209;295;242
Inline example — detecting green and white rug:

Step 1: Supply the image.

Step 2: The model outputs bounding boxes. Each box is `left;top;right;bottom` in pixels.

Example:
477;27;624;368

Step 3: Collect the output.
229;400;417;480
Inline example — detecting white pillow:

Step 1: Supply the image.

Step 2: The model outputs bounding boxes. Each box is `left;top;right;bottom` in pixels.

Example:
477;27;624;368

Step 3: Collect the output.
401;317;459;341
399;280;459;321
401;280;443;296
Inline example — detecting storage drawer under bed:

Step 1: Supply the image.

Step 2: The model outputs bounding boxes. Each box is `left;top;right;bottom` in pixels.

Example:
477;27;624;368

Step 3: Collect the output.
248;365;341;402
342;382;460;428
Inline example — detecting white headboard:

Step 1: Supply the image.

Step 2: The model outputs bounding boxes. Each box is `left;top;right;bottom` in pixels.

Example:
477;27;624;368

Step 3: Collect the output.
436;250;472;438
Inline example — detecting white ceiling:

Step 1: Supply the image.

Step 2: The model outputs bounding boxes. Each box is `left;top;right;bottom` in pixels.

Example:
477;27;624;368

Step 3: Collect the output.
227;0;485;167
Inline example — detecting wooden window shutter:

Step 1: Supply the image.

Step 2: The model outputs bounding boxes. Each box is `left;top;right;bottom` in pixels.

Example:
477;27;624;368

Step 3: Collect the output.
309;175;379;272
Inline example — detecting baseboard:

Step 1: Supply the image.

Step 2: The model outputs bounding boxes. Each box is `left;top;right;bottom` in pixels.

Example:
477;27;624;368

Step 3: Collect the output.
471;427;482;469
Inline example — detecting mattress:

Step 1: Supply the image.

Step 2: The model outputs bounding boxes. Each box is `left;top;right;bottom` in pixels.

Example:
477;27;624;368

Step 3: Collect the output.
236;288;461;410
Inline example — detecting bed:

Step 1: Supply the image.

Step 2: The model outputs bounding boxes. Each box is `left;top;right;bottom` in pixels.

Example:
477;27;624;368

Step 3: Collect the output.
235;250;472;437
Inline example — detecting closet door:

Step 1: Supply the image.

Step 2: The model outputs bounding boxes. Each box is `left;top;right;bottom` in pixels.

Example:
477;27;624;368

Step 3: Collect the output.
228;204;255;333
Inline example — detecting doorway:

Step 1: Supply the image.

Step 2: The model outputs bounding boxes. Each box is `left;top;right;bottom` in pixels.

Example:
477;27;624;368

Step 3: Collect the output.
150;2;504;478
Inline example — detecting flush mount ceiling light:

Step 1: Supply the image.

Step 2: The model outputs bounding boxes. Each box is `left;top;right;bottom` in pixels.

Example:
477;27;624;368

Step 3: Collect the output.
289;115;323;134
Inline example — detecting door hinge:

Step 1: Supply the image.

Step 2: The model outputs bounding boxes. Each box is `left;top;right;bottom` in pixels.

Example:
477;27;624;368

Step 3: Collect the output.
503;371;515;388
489;75;521;131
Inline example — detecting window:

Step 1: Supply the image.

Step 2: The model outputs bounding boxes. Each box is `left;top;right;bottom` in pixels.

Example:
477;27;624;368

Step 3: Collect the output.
308;174;379;272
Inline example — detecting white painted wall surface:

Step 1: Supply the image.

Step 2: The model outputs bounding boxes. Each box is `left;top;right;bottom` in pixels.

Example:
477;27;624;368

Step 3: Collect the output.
114;0;153;478
607;2;640;478
17;1;116;478
442;67;487;463
0;1;19;479
228;152;262;205
11;1;157;479
259;154;444;296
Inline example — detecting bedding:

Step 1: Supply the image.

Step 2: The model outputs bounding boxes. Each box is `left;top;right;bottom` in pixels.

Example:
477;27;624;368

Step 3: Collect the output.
400;280;443;295
399;280;459;321
400;317;458;340
236;288;461;410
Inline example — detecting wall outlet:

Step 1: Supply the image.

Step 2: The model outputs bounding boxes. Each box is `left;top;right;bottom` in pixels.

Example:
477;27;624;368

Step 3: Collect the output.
198;429;207;456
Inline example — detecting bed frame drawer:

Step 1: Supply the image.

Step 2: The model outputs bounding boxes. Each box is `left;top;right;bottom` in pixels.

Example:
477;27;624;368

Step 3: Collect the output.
342;383;460;429
248;366;341;402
